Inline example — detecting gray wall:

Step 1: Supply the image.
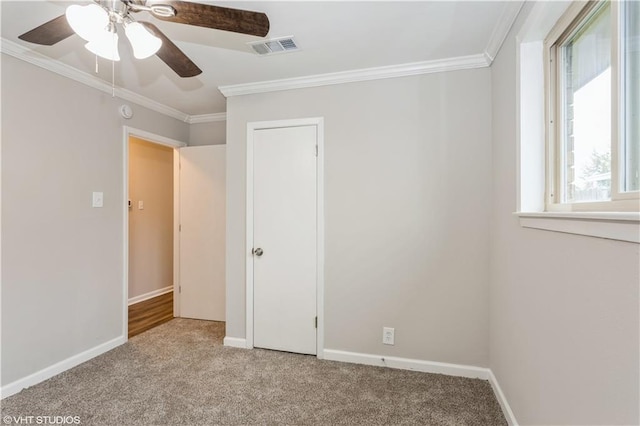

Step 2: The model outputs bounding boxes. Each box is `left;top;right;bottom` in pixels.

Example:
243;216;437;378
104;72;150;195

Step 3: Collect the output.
6;9;637;421
226;69;493;366
189;121;226;146
1;54;189;386
128;137;174;299
489;4;640;424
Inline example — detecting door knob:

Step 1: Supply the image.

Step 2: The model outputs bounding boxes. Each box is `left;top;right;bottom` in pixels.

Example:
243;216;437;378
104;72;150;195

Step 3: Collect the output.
253;248;264;257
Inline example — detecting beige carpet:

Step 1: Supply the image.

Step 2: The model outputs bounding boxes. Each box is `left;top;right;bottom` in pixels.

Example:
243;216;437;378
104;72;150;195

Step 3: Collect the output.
1;319;506;425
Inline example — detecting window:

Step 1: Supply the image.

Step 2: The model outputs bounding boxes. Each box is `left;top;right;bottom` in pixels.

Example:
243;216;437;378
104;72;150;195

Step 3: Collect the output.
546;0;639;211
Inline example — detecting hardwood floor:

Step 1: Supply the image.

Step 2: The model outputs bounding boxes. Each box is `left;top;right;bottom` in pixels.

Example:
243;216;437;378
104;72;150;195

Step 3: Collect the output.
128;291;174;338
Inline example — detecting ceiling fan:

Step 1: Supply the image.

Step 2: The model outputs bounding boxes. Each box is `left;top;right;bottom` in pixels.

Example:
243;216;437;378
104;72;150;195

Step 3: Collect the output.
18;0;270;78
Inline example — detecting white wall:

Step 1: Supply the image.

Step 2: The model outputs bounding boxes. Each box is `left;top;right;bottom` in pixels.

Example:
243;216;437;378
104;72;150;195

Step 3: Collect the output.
189;121;226;146
226;69;493;366
489;3;640;424
1;54;189;387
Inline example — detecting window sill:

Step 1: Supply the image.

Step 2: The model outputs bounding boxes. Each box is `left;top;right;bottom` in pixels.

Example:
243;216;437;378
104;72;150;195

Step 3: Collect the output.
514;212;640;243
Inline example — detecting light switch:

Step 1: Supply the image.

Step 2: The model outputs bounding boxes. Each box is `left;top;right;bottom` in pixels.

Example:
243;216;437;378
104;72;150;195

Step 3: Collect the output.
138;200;144;210
92;192;104;208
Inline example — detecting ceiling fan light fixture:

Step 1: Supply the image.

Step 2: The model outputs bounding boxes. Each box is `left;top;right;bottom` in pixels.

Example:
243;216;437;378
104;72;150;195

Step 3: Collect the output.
65;4;109;42
124;21;162;59
85;26;120;61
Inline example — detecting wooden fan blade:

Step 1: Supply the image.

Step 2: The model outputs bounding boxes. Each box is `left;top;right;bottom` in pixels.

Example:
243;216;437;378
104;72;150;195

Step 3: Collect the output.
141;22;202;78
148;1;269;37
18;15;75;45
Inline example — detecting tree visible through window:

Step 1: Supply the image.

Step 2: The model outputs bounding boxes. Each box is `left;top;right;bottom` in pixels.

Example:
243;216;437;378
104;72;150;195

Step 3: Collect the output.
560;2;611;203
547;0;639;211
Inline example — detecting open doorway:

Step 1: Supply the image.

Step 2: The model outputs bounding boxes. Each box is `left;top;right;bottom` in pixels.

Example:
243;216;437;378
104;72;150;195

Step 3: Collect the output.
127;136;179;337
122;126;227;340
123;127;185;339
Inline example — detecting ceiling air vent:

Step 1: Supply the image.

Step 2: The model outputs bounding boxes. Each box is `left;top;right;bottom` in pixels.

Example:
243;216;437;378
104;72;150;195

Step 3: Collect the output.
248;36;299;56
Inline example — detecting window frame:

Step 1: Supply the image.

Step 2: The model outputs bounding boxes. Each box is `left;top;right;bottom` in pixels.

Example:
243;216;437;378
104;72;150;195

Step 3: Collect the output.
544;0;639;213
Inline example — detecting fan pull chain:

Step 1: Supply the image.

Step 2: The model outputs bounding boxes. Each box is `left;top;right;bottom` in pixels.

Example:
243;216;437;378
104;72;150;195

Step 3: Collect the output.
95;55;98;74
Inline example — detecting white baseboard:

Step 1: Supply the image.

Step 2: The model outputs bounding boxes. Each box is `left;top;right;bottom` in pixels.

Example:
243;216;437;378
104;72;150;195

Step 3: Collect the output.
1;334;517;426
223;336;247;348
128;286;173;306
323;349;489;379
1;335;126;399
488;370;518;425
323;349;517;423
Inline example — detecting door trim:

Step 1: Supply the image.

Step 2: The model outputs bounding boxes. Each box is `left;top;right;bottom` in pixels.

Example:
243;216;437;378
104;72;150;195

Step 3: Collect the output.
245;117;325;358
122;126;186;340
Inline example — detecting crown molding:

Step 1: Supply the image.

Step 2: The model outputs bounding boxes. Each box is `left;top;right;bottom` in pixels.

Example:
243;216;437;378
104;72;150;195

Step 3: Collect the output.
484;0;525;62
218;53;490;97
3;0;523;121
1;38;190;122
188;112;227;124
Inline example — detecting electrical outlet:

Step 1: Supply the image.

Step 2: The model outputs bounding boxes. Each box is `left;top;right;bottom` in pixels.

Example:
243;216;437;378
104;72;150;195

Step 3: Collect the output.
383;327;395;345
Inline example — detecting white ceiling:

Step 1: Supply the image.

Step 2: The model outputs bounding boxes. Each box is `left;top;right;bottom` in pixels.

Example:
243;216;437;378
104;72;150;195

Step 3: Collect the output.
1;1;519;118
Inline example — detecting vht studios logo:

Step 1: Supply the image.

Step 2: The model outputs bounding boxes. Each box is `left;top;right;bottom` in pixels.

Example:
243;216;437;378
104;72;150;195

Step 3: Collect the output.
2;416;81;425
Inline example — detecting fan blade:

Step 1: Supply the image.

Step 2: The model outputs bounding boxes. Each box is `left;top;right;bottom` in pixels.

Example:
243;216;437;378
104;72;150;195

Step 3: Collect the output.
141;22;202;78
148;1;269;37
18;15;75;45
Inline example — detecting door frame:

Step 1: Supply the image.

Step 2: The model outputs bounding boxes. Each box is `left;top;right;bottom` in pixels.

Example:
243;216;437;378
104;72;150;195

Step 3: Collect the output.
122;126;186;340
245;117;325;358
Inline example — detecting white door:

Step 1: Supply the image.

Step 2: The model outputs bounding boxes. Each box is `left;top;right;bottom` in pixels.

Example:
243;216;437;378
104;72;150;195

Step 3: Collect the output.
179;145;226;321
253;125;318;355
